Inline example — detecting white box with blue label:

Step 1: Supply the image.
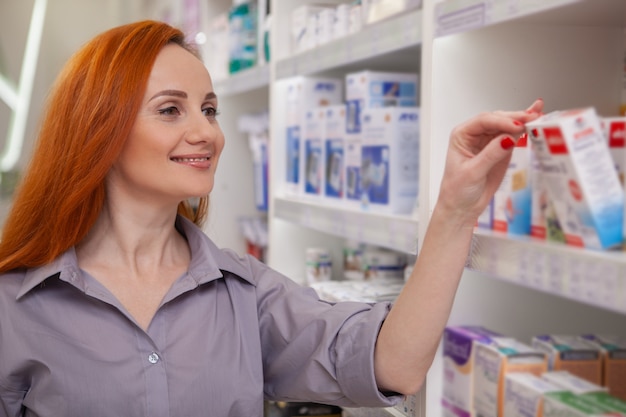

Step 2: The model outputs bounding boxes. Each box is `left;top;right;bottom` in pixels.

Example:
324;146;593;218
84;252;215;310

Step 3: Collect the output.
285;76;343;196
324;105;346;201
303;107;326;198
345;70;419;135
360;107;420;214
526;108;624;250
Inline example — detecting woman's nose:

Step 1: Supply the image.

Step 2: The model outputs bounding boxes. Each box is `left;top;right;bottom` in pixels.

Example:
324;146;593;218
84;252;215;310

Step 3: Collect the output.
186;111;218;143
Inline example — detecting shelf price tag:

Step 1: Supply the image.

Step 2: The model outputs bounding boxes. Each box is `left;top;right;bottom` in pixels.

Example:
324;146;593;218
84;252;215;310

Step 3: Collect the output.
435;1;487;37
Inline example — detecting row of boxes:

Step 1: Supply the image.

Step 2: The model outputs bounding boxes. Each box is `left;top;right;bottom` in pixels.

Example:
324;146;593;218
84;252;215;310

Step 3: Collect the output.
291;0;422;55
442;326;626;417
479;108;626;250
284;71;420;215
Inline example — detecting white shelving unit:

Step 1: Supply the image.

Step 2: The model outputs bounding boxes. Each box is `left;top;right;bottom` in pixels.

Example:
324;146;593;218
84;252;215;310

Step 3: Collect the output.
261;1;626;416
147;0;626;415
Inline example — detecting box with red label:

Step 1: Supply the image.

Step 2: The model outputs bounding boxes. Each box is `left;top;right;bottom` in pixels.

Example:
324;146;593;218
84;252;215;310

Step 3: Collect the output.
526;108;624;250
602;117;626;184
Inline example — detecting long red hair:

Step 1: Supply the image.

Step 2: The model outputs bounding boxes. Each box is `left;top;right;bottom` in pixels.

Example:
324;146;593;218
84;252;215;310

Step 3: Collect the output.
0;20;209;273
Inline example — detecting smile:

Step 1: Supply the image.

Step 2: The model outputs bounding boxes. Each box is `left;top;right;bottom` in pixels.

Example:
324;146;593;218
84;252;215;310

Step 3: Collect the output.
171;157;210;162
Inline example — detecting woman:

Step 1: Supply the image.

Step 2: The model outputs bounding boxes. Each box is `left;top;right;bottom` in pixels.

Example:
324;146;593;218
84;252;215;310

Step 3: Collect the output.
0;20;542;416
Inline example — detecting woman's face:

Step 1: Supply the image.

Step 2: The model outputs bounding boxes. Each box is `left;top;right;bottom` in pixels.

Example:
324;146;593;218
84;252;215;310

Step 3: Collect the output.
109;43;224;207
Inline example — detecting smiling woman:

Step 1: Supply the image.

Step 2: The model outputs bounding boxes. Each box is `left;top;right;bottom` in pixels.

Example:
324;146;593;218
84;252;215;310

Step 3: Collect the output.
0;18;543;417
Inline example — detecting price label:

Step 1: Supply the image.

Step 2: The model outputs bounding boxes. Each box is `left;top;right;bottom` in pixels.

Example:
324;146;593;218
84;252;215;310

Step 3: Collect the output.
436;2;487;37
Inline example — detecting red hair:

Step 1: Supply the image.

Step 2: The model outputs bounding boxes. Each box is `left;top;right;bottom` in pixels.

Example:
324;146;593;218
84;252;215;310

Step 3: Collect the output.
0;20;209;272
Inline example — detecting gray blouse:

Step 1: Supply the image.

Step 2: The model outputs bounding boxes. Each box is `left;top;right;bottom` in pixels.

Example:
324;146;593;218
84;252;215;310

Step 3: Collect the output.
0;216;399;416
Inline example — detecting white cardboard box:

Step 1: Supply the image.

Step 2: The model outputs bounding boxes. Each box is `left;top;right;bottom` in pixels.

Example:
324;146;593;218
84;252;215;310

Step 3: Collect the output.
526;108;624;249
360;107;420;214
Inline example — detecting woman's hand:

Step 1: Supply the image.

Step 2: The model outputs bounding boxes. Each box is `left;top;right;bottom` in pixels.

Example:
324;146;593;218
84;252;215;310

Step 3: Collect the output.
374;100;545;396
437;99;544;227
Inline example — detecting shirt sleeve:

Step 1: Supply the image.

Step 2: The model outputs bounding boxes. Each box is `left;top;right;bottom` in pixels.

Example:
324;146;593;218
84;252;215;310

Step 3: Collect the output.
250;257;402;408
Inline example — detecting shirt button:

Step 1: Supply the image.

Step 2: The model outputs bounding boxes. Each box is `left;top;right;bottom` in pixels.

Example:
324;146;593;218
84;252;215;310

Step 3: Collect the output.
148;352;160;364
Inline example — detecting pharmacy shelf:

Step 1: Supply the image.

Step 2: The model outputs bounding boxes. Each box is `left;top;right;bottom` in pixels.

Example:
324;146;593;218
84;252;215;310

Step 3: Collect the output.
274;196;419;255
212;64;270;97
434;0;626;38
467;229;626;315
275;8;422;80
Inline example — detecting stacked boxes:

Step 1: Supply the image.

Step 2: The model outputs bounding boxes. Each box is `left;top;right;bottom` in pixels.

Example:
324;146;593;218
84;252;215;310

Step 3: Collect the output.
532;334;603;386
281;71;420;213
525;108;624;249
285;76;343;196
473;337;548;417
476;107;626;251
344;70;419;208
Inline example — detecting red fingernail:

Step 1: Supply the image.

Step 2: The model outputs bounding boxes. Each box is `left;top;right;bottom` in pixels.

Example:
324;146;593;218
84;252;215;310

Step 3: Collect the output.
513;120;522;126
501;137;515;150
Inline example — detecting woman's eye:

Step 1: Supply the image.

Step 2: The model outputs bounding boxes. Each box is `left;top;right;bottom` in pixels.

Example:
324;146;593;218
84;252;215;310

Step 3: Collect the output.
203;107;220;118
158;106;180;116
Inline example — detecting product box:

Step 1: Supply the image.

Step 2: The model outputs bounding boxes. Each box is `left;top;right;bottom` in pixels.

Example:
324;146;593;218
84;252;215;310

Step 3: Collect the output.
303;107;326;198
290;4;334;54
543;371;626;415
541;370;608;395
324;105;346;201
601;117;626;184
284;76;343;196
344;133;363;206
601;117;626;243
580;391;626;415
580;334;626;401
533;335;603;385
249;132;269;211
473;337;548;417
345;70;419;135
493;133;532;235
360;107;420;214
543;390;619;417
503;372;563;417
525;108;625;249
529;146;566;242
441;325;501;417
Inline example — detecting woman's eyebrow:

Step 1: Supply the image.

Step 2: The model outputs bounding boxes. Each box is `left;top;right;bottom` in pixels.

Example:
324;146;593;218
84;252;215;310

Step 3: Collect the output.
149;89;187;102
148;90;217;102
